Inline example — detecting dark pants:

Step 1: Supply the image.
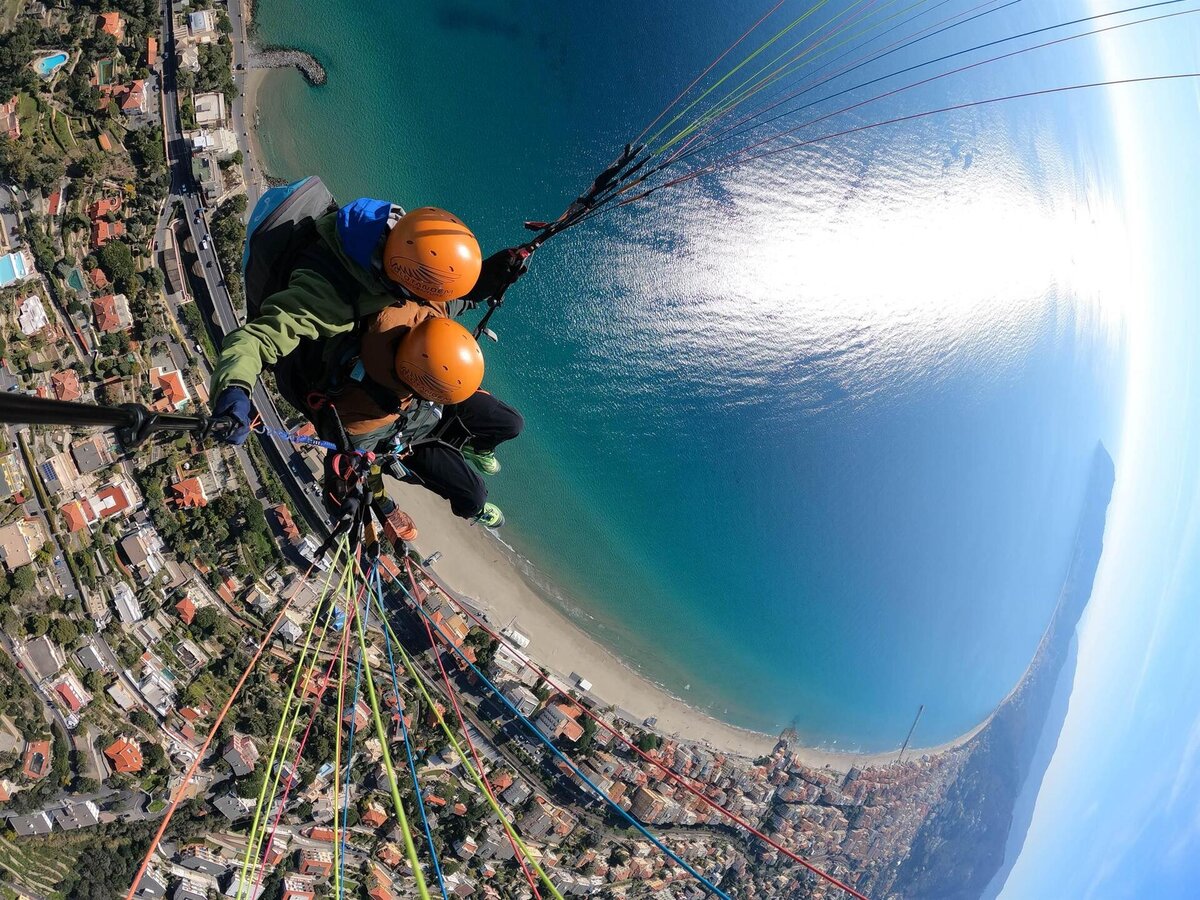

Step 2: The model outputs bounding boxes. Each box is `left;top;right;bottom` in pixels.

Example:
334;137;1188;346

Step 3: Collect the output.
401;391;523;518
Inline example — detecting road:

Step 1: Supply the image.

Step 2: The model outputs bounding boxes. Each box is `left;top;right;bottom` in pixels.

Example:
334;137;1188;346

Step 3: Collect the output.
158;2;327;529
225;0;262;208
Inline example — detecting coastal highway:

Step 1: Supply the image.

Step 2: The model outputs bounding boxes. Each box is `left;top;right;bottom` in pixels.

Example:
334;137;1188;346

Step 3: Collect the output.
159;2;330;536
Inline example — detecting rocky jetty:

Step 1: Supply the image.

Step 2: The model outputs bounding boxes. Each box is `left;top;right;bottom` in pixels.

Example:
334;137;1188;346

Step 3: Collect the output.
249;48;326;85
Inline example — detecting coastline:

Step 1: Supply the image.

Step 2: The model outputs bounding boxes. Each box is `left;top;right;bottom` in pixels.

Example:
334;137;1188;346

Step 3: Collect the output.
388;478;987;771
231;12;986;771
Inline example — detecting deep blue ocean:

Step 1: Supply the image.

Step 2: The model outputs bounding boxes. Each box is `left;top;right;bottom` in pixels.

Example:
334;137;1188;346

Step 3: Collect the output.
252;0;1130;750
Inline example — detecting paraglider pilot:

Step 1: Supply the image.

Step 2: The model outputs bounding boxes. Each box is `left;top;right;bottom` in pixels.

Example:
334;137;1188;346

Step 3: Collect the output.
209;196;527;546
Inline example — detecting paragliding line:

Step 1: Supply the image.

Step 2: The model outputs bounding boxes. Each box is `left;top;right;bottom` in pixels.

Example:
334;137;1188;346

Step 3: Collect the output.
371;577;568;900
353;578;433;900
407;558;874;900
382;567;735;899
123;553;337;900
402;562;546;898
238;560;351;898
369;567;450;900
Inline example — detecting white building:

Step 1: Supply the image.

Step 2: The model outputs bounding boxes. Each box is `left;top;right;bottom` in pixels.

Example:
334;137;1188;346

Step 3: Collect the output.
17;295;48;335
112;581;143;624
193;91;226;128
185;127;238;158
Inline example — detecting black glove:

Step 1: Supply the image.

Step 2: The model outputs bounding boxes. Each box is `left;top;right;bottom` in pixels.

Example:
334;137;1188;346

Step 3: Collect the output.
211;386;252;445
463;247;530;306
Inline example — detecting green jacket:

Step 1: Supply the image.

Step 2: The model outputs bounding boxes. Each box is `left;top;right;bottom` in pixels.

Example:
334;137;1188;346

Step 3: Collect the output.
211;211;396;398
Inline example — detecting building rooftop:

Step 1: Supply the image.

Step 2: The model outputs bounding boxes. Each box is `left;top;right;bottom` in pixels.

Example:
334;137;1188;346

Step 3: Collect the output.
98;12;124;40
0;518;48;570
51;369;83;402
61;499;91;533
170;477;206;508
18;295;49;335
70;433;113;475
153;367;190;410
175;596;197;624
92;292;132;332
105;737;143;773
22;740;52;780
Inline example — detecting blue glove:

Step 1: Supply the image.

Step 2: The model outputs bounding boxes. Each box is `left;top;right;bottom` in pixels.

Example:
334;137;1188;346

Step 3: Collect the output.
211;386;252;445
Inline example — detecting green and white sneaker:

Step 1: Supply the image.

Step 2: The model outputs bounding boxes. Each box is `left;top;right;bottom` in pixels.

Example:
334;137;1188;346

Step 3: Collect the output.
462;446;501;476
475;502;505;528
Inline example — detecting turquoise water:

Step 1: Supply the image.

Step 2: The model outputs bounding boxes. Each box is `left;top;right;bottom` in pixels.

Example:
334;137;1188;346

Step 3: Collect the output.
35;52;68;78
0;252;28;286
254;0;1131;749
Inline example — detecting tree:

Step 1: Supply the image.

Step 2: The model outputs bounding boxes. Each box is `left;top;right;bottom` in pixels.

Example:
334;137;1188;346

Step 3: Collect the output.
11;566;35;597
25;613;49;638
50;618;80;646
85;670;106;695
130;710;156;731
98;240;137;293
193;605;220;634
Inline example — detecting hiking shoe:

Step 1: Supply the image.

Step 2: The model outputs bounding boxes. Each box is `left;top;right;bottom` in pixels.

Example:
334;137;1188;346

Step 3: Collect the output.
462;446;501;476
380;504;418;545
475;502;505;528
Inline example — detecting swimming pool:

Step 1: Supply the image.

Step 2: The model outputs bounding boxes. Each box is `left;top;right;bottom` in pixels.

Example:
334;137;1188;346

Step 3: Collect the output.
35;52;68;78
0;252;29;288
66;267;86;294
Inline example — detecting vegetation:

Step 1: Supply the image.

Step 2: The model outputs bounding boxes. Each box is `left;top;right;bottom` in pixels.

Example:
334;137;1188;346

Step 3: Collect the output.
211;193;247;307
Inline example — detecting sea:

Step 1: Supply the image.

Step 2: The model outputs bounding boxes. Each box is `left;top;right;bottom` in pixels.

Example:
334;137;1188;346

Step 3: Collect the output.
251;0;1133;751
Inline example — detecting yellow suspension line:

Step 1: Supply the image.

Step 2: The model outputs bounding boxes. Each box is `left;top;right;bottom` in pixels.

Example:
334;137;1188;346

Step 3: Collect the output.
236;539;349;899
655;0;891;154
657;0;922;154
332;563;354;899
646;0;838;148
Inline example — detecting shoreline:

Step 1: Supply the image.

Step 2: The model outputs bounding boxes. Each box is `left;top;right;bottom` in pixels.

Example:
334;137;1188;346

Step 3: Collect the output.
387;478;988;771
232;14;987;771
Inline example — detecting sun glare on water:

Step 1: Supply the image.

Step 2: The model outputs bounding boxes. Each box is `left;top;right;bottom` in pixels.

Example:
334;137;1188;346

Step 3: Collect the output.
599;134;1133;406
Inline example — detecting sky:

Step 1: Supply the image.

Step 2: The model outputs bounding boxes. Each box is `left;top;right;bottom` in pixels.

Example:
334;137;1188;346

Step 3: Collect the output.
996;10;1200;898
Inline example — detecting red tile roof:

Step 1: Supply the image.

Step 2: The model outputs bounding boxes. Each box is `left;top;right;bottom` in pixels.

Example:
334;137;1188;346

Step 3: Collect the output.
88;197;121;219
146;36;158;67
51;369;82;402
89;267;109;288
92;294;125;332
119;80;145;113
97;132;113;152
98;12;123;39
361;803;387;828
47;191;62;216
22;740;51;780
175;596;196;624
61;500;91;533
55;682;84;712
170;477;206;509
155;369;188;409
91;218;125;247
104;737;143;774
272;504;299;540
94;482;131;518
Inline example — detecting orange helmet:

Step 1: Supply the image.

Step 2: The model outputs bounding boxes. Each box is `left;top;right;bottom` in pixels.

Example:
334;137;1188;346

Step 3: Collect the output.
382;207;482;302
395;318;484;405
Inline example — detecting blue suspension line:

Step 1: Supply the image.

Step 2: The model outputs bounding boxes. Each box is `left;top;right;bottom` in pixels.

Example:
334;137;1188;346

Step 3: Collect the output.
379;568;733;899
371;567;450;900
